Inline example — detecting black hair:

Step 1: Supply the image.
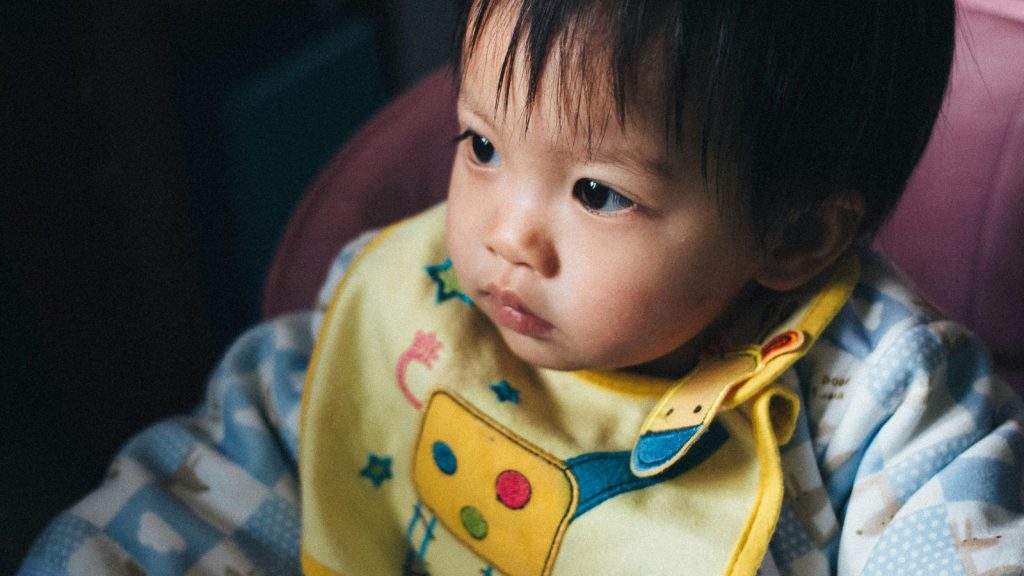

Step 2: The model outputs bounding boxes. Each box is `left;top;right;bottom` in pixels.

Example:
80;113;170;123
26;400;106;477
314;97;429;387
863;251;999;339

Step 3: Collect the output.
452;0;955;245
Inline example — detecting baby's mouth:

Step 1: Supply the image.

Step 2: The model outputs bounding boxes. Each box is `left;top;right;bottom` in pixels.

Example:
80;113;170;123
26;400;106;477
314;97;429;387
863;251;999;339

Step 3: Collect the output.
484;286;554;337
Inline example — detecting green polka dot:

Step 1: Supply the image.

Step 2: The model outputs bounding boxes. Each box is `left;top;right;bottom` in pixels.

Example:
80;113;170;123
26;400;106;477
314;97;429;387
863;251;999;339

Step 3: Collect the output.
460;506;488;540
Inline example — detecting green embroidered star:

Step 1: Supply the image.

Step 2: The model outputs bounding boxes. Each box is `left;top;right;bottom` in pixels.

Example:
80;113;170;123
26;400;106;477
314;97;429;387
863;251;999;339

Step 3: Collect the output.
359;453;393;488
426;258;473;305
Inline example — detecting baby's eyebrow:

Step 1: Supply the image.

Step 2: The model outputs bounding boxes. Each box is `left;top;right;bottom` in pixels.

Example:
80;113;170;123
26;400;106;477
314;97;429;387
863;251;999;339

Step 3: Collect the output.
457;92;501;130
584;144;677;182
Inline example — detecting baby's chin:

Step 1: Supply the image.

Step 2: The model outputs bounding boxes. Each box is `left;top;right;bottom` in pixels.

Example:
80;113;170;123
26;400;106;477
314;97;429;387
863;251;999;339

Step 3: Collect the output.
495;326;660;375
494;327;593;373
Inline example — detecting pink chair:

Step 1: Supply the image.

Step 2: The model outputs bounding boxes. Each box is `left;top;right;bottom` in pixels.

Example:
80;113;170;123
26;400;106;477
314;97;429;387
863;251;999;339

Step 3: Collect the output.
263;0;1023;391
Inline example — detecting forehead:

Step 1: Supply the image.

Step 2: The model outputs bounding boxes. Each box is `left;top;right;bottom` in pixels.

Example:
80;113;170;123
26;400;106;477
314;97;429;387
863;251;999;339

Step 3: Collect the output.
457;0;677;152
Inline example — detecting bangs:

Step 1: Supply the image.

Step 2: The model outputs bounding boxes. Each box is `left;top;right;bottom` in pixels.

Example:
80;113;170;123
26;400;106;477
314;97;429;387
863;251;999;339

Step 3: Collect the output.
454;0;693;148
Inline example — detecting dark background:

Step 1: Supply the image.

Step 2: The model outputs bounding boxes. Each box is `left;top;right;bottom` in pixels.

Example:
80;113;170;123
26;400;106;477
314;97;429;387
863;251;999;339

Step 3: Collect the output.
2;0;456;570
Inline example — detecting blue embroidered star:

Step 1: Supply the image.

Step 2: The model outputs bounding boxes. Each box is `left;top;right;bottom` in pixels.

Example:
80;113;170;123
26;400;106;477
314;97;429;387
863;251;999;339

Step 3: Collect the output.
489;380;520;404
481;567;494;576
426;258;473;305
359;453;393;488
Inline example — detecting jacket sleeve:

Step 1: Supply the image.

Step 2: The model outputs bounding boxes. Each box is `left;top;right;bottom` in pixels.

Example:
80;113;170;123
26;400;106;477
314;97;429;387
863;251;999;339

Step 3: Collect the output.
831;320;1024;575
17;231;378;576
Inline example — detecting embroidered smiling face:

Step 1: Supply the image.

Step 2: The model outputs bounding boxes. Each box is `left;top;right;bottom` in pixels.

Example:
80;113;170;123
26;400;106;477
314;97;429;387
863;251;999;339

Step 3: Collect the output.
445;4;768;377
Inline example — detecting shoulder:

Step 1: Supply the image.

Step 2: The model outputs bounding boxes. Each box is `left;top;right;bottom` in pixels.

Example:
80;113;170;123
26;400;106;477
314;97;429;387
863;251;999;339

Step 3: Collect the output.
315;202;449;313
315;229;381;312
807;248;999;388
798;248;1021;481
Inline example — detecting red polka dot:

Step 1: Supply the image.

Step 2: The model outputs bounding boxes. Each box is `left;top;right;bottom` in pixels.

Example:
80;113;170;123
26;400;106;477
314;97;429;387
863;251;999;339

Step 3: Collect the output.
495;470;531;509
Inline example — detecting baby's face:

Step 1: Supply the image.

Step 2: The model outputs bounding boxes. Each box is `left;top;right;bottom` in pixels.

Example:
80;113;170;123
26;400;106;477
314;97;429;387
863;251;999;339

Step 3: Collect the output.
447;18;762;377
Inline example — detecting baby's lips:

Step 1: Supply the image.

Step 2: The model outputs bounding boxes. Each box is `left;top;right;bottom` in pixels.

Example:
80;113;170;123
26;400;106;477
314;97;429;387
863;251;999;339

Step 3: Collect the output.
486;286;554;336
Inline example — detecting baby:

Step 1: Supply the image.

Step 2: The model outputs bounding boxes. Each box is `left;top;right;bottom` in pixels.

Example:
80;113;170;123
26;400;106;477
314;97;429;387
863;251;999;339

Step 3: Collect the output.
20;1;1024;575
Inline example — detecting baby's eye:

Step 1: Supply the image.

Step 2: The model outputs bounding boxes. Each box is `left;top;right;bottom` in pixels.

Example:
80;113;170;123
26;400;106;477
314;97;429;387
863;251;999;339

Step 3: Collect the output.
573;179;635;213
456;130;500;166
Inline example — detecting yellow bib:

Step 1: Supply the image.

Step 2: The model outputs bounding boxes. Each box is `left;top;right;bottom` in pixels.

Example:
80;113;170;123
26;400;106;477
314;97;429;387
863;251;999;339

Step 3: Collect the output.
300;204;857;576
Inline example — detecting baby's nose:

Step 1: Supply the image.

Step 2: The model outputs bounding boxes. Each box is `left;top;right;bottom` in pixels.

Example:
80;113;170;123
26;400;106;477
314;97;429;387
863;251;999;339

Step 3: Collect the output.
484;208;559;278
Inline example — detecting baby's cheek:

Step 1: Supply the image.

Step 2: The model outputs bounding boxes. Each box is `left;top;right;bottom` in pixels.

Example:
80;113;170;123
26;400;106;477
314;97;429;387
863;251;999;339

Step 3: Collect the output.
578;293;663;357
446;221;475;274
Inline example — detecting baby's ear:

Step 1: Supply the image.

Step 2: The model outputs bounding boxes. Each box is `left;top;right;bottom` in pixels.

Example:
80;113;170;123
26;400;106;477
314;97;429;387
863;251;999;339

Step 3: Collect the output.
754;192;864;292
